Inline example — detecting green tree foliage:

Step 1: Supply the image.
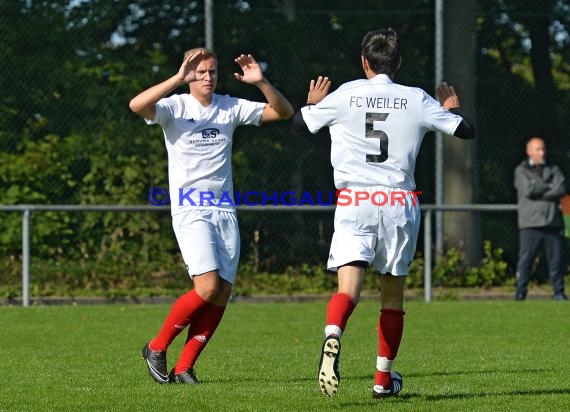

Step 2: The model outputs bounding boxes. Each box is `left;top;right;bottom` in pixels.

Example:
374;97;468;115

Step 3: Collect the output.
476;0;570;264
1;1;570;294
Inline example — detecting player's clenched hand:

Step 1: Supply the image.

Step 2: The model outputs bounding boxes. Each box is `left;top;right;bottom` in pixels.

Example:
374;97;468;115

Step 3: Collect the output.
436;82;460;110
234;54;264;84
177;50;205;84
307;76;331;105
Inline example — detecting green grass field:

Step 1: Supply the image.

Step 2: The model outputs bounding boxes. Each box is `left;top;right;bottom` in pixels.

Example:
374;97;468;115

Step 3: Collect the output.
0;300;569;411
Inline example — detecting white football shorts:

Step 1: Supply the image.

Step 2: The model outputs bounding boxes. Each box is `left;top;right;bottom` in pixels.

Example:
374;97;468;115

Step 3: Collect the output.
171;208;240;284
327;186;421;276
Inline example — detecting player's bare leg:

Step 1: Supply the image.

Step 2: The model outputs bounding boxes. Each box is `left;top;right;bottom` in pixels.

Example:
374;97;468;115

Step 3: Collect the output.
192;270;233;305
319;263;365;396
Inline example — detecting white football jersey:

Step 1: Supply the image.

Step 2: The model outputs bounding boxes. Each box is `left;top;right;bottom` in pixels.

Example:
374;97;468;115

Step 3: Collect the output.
147;93;265;215
301;74;462;190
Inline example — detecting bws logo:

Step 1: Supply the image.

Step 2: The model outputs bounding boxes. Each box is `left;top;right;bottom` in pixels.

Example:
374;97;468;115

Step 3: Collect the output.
199;128;219;139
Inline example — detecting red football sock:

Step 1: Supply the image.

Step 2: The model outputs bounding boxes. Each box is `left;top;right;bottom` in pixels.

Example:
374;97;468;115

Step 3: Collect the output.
325;293;356;334
375;308;405;387
174;302;226;373
150;289;209;351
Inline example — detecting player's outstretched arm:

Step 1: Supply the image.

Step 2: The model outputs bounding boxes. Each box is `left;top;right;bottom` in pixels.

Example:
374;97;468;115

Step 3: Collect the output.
234;54;294;122
129;51;205;120
307;76;331;105
436;81;475;140
436;82;460;110
292;76;331;132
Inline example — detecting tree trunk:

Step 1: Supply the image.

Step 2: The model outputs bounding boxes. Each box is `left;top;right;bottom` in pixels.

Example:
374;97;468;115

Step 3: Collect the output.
523;1;559;137
443;0;481;265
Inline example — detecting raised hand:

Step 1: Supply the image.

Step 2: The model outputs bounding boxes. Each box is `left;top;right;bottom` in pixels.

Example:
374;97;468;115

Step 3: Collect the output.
234;54;264;84
436;82;460;110
177;50;205;84
307;76;331;105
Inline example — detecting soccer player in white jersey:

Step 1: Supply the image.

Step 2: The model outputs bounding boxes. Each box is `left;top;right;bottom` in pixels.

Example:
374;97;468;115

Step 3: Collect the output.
129;48;293;384
292;28;475;398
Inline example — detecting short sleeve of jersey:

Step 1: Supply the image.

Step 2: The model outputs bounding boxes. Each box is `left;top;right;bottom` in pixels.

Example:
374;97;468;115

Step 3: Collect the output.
228;96;265;127
300;91;340;134
420;90;462;135
145;97;178;127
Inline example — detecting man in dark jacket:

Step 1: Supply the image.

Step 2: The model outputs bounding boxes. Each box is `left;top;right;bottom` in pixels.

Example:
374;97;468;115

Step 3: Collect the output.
514;136;567;300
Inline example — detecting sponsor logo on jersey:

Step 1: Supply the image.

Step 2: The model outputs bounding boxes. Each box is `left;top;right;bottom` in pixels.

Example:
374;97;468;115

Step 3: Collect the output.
198;128;219;139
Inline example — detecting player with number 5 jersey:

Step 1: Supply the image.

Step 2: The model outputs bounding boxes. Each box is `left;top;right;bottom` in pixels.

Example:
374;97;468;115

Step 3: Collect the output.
293;28;475;399
301;75;464;190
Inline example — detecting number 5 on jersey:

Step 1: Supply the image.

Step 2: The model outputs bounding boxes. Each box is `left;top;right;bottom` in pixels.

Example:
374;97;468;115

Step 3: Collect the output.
366;112;389;163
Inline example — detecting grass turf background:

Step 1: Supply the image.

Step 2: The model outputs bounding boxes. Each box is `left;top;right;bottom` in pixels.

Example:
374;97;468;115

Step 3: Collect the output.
1;300;569;411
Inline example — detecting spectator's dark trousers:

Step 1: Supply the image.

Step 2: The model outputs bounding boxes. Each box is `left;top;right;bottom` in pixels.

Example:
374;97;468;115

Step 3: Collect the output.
516;227;566;297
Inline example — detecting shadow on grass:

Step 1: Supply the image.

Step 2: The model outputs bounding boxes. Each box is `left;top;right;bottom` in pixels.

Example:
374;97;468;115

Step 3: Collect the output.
313;387;570;409
403;367;559;378
419;387;570;401
324;367;558;383
199;367;560;385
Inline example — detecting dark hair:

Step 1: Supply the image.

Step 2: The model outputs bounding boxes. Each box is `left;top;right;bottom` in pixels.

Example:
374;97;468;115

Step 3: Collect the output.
361;28;401;76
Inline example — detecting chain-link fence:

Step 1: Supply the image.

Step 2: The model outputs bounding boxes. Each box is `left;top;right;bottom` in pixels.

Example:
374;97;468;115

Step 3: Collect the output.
2;0;569;296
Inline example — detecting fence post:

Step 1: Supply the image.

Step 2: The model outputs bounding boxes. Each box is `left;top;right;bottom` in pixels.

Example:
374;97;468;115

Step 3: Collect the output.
424;209;432;302
22;208;31;307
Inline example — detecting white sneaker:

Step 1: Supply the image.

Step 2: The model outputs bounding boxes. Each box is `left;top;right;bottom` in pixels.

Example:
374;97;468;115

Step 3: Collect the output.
372;371;403;398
